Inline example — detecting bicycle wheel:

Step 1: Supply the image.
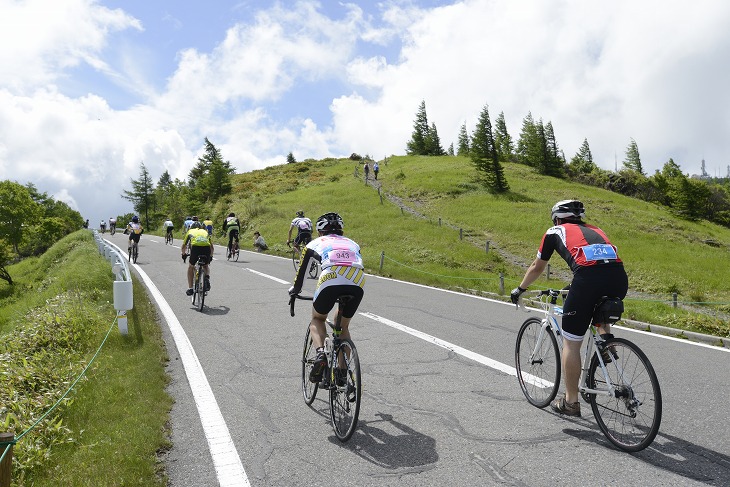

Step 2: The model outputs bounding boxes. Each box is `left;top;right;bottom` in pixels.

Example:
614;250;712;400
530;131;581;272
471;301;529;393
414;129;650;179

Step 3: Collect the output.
196;267;206;312
191;270;199;306
587;337;662;452
133;245;138;264
515;317;561;408
292;249;300;272
329;339;361;442
308;260;319;279
234;242;240;262
301;326;319;405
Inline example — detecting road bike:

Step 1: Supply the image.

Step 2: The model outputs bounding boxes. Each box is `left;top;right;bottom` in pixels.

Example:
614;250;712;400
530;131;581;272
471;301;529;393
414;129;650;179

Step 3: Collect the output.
290;294;361;442
227;237;240;262
165;230;173;245
289;242;319;279
192;255;209;312
109;223;116;235
128;240;139;264
514;289;662;452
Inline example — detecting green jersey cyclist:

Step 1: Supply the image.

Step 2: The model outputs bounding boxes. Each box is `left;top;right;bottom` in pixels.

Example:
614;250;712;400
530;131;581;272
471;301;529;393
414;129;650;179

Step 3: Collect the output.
223;212;240;258
182;221;214;296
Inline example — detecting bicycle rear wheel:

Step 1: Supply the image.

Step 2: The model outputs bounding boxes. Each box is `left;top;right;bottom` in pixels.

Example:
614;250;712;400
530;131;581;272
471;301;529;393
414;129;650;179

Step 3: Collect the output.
587;337;662;452
301;327;319;405
329;339;361;442
196;267;206;311
234;242;240;262
132;245;138;264
515;317;561;408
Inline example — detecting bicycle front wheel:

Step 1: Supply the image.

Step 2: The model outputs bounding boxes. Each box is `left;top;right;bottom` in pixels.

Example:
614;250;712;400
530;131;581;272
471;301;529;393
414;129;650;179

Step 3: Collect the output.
515;317;561;408
308;261;319;279
587;337;662;452
301;326;319;405
329;339;361;442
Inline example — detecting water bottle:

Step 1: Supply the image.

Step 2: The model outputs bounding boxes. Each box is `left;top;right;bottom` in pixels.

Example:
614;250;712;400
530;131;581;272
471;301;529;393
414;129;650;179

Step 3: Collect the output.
324;336;333;357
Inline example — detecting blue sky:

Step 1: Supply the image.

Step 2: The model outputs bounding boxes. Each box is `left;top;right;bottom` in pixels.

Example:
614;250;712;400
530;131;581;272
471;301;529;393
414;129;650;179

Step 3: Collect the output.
2;0;730;225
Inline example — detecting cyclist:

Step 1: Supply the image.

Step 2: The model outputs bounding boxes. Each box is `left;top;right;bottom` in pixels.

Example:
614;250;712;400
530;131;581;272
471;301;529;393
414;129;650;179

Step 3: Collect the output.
100;219;106;233
510;200;627;417
183;216;193;233
182;221;213;296
163;217;174;240
222;212;240;258
287;210;312;253
203;217;214;237
125;215;144;254
288;212;365;383
109;217;117;234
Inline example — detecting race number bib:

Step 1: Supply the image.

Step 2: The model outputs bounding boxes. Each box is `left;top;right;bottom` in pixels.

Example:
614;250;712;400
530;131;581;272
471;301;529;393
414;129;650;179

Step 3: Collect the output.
581;244;617;261
329;244;356;266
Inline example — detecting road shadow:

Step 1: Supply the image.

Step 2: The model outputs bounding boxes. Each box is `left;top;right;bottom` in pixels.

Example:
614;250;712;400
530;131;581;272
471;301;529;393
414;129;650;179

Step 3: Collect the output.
198;305;230;316
335;412;438;472
563;427;730;485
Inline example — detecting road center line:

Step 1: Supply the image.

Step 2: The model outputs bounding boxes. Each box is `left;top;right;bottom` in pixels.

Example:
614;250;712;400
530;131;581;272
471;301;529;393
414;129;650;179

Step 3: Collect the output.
359;312;552;388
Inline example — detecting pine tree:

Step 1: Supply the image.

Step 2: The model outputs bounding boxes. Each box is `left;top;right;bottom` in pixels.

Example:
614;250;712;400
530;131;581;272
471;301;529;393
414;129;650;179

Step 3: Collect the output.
569;138;597;174
447;143;454;156
286;152;297;164
457;122;470;156
424;122;445;155
623;138;644;175
516;112;540;166
543;121;564;177
471;104;509;192
406;100;429;155
188;138;235;204
122;162;155;228
493;111;513;162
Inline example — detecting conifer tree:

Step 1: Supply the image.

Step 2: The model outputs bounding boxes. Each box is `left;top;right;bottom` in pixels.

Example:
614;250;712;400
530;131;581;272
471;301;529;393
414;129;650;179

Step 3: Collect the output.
122;162;155;228
516;112;540;166
471;104;509;192
623;138;644;175
424;122;445;155
493;111;513;162
457;122;470;156
406;100;429;155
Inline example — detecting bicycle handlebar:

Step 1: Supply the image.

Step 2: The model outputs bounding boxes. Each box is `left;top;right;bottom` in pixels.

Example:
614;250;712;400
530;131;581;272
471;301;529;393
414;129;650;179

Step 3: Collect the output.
289;294;313;317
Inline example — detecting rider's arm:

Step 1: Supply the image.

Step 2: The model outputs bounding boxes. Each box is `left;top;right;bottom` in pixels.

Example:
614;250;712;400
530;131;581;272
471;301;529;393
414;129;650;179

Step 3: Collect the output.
182;234;191;254
518;258;548;290
287;225;294;242
290;247;319;294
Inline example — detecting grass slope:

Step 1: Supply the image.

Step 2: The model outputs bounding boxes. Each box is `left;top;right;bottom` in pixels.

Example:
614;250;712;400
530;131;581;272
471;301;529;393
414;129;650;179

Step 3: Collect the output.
0;231;170;486
215;155;730;338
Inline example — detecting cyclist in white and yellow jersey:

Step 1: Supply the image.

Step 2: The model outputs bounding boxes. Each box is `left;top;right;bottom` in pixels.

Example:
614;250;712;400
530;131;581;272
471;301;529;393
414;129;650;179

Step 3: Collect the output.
125;215;143;252
288;212;365;383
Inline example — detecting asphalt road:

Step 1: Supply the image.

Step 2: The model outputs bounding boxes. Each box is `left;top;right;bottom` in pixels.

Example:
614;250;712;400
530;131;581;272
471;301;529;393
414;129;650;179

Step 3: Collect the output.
105;231;730;487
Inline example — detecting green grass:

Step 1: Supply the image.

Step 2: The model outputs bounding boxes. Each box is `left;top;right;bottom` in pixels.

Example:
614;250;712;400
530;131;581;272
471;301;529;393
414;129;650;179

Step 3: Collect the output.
0;231;170;486
223;155;730;337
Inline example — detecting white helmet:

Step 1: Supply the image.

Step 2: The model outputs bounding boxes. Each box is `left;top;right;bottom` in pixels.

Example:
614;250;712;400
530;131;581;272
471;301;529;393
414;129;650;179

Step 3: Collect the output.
551;200;585;223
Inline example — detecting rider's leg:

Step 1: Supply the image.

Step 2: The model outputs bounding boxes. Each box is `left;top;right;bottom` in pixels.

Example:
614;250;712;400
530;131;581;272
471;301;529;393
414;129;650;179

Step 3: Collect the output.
187;264;194;288
561;338;582;404
309;309;328;349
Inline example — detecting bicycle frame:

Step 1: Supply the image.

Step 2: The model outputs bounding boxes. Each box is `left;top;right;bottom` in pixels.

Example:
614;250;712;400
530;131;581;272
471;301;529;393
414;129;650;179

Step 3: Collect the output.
522;291;626;400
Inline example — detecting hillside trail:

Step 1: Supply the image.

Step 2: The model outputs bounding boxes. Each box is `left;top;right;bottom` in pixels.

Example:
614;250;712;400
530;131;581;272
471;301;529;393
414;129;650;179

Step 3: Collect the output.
358;170;730;327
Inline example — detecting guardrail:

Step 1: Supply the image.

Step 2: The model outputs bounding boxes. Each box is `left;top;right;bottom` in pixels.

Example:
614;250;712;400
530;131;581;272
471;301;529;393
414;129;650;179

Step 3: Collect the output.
93;230;133;335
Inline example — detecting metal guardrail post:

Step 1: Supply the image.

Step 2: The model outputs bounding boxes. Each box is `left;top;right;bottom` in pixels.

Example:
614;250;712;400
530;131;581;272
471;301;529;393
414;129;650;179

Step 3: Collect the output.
95;231;134;335
673;293;678;308
499;273;504;295
379;252;385;273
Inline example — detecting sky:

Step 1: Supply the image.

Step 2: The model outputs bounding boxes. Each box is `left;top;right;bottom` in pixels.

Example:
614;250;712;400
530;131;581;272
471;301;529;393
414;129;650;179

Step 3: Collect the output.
2;0;730;225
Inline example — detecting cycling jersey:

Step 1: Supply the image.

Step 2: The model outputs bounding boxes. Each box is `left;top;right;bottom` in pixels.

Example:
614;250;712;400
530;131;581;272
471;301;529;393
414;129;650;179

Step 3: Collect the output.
184;228;212;247
291;234;365;297
291;217;312;234
223;216;240;235
183;219;193;233
537;223;622;273
127;222;143;235
163;220;174;229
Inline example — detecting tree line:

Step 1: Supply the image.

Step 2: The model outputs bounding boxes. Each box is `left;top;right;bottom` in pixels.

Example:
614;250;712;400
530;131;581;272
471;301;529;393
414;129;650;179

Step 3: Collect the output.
406;101;730;227
122;137;236;232
0;181;84;284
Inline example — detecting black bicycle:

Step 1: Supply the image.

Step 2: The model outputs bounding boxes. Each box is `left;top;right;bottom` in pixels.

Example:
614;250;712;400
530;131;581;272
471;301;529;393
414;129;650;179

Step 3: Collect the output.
290;294;361;441
165;230;173;245
289;242;319;279
128;240;139;264
192;255;209;312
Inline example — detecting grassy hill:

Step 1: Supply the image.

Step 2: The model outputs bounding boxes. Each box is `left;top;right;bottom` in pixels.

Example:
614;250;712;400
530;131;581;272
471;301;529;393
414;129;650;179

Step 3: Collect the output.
200;155;730;338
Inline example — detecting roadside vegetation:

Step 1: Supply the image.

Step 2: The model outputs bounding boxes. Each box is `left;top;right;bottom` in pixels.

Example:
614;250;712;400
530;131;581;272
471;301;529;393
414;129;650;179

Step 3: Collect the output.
0;231;170;486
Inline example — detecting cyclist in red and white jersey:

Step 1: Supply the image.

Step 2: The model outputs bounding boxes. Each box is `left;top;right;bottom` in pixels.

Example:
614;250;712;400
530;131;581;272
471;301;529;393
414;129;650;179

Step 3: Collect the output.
510;200;628;417
288;212;365;383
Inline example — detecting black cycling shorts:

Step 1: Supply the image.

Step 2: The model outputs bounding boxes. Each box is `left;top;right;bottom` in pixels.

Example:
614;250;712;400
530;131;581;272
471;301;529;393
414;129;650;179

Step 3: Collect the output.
294;231;312;246
190;246;211;266
313;285;364;319
561;264;628;341
128;233;141;243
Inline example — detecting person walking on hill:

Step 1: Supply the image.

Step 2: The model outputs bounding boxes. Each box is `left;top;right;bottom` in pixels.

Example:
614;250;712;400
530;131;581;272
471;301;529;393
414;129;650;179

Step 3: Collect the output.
510;200;628;417
373;161;379;180
364;161;370;181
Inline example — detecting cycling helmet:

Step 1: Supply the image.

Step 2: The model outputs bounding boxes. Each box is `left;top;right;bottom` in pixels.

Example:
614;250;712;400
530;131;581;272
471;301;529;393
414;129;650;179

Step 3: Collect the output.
192;216;199;221
551;200;585;223
132;215;139;223
316;212;344;232
228;212;235;217
296;210;304;217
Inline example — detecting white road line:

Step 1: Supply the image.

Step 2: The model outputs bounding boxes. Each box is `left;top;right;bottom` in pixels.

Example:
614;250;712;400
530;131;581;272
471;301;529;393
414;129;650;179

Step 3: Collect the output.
359;312;552;388
245;268;290;284
107;241;250;487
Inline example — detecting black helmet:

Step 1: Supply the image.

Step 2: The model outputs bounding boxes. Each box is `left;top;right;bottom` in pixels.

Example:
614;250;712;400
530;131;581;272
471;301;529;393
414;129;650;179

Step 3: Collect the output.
296;210;304;217
192;216;199;221
228;212;235;217
316;212;344;233
551;200;585;223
